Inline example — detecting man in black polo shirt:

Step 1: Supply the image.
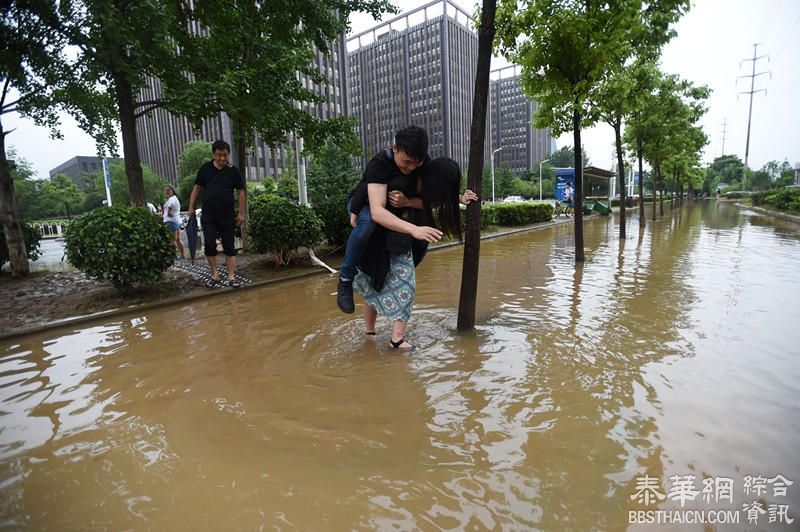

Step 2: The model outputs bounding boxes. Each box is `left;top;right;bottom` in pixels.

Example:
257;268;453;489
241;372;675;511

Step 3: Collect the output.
188;140;247;288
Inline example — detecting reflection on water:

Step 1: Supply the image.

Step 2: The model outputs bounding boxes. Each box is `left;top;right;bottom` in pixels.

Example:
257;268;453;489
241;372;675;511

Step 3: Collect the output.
1;202;798;529
29;238;72;272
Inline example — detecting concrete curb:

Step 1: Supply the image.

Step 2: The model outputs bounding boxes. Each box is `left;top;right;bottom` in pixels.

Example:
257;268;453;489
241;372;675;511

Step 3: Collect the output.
2;214;586;341
737;203;800;224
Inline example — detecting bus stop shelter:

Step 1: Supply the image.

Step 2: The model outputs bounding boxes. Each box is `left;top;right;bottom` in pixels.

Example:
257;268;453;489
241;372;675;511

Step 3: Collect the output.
554;166;615;203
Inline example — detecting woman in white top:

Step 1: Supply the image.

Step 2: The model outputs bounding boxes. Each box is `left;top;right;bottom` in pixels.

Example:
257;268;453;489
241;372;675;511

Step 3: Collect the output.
163;186;185;259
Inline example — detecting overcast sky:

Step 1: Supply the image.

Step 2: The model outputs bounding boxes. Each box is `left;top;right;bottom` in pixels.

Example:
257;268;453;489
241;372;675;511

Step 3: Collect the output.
6;0;799;180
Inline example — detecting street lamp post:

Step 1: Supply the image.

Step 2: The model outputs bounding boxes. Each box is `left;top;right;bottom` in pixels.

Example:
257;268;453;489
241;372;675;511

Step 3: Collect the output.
491;147;503;203
539;158;550;201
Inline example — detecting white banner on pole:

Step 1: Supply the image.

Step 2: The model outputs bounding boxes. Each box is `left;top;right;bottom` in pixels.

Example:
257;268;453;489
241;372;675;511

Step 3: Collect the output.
102;157;112;206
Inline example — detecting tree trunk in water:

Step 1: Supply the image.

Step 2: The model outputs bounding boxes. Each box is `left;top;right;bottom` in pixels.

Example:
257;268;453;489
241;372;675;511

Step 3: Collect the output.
233;120;251;250
637;139;645;229
114;74;145;206
614;121;626;239
671;171;677;210
572;107;585;263
652;164;657;221
457;0;495;331
0;122;30;276
659;167;664;216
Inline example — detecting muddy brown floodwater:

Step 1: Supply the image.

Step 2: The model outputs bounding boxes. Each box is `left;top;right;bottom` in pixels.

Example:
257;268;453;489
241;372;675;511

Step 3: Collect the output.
1;202;798;530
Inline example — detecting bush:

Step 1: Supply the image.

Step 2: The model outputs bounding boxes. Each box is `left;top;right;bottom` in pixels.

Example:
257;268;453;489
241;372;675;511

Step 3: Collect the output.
479;202;553;227
248;194;323;266
0;220;41;268
64;206;175;293
756;187;800;213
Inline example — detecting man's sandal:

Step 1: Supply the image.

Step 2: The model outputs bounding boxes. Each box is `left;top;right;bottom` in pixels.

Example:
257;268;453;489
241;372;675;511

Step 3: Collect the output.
389;338;416;350
205;277;221;288
228;278;241;288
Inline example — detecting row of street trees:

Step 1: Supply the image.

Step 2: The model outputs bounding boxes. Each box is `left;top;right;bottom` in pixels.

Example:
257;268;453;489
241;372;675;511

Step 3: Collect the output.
496;0;708;253
1;0;393;276
457;0;709;328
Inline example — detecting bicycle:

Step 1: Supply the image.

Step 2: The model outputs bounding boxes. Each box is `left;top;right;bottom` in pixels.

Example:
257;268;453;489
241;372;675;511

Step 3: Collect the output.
552;200;573;220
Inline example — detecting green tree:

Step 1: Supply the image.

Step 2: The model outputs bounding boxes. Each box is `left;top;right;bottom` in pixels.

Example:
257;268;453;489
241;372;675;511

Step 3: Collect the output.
621;61;660;227
306;138;360;246
276;146;299;201
625;70;708;220
174;0;391;179
595;0;690;233
497;0;639;262
549;146;590;168
638;77;708;219
509;177;535;198
41;174;85;219
495;164;516;198
703;155;744;195
276;174;299;202
749;169;772;192
177;141;212;206
85;163;168;208
5;150;48;220
40;0;195;207
1;2;112;275
761;160;794;185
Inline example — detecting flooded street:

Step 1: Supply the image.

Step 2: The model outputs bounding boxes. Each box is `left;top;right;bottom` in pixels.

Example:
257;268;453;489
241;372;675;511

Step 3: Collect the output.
1;201;798;530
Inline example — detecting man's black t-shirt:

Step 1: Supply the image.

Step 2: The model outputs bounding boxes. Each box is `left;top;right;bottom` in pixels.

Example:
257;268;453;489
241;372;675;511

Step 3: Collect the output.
349;149;427;216
195;161;244;210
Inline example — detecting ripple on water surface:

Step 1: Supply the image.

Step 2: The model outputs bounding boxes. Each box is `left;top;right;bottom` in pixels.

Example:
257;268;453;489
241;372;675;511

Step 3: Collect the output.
0;202;798;529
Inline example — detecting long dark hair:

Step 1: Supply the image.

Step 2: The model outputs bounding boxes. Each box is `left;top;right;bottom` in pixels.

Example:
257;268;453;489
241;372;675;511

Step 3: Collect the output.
421;157;462;241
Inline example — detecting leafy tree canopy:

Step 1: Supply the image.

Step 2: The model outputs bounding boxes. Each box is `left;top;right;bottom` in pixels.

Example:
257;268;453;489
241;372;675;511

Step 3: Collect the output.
172;0;394;164
549;146;590;168
177;141;212;205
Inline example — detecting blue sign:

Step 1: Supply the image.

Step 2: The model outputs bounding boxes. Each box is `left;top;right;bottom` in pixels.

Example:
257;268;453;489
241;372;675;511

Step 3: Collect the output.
555;168;575;200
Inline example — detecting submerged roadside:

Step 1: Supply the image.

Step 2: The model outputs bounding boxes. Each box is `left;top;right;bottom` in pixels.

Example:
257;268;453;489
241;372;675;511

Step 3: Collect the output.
1;215;579;340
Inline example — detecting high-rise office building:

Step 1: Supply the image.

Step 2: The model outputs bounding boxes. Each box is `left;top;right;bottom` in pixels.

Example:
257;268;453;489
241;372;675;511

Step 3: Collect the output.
488;65;552;176
347;0;551;173
136;41;349;185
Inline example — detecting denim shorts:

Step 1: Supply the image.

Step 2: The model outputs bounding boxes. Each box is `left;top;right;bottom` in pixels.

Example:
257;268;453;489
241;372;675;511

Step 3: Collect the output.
165;221;180;232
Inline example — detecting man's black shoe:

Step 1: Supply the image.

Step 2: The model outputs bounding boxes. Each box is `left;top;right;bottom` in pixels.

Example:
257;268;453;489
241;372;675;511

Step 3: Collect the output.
337;279;355;314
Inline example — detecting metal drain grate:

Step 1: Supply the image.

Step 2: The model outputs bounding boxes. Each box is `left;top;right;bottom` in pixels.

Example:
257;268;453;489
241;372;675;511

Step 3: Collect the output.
171;259;252;287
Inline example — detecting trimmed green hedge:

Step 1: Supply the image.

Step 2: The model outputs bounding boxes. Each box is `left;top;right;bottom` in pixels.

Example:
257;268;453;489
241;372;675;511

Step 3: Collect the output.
477;202;553;228
64;206;175;293
248;193;323;266
0;221;41;268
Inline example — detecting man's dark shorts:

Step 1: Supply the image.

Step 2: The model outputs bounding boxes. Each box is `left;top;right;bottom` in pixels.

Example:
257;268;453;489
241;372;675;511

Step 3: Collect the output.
201;207;236;257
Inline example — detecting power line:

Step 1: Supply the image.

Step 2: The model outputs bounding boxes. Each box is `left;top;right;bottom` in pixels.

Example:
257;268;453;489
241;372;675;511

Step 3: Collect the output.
720;118;728;156
737;43;770;187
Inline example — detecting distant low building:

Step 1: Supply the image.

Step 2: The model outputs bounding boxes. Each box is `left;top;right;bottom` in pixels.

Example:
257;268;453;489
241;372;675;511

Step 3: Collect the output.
794;163;800;186
49;156;123;189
